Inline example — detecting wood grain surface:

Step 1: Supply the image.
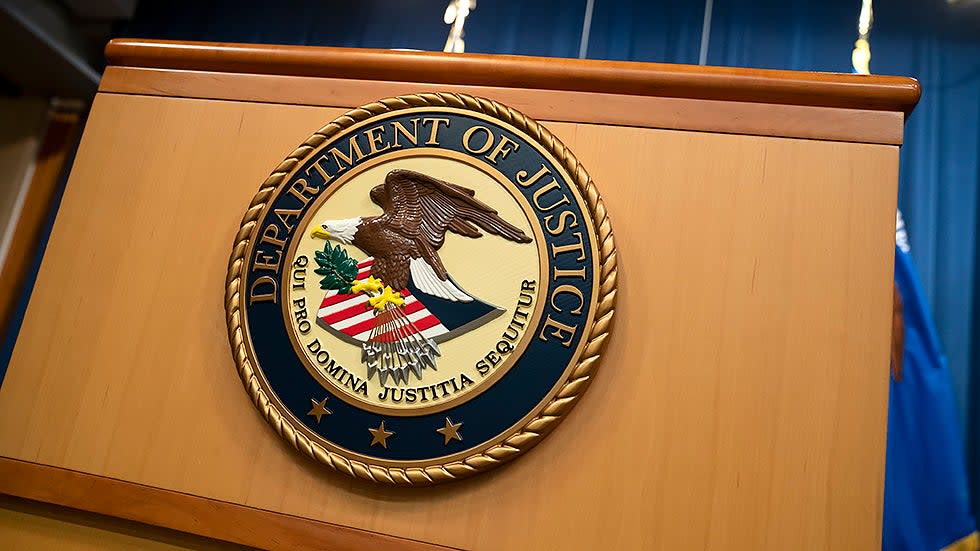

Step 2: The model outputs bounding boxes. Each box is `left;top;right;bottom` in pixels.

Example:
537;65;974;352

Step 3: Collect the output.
0;92;898;549
104;39;920;114
0;458;454;551
0;494;255;551
98;67;906;146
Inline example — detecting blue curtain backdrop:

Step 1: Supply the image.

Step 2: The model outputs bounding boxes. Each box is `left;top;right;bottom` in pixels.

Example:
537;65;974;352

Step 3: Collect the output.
111;0;979;519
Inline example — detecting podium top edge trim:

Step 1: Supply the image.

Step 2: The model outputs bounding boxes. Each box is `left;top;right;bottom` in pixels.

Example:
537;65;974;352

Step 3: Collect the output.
104;39;921;116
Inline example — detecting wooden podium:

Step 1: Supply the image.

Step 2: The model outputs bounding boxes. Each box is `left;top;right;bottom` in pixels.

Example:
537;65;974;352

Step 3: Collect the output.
0;40;919;550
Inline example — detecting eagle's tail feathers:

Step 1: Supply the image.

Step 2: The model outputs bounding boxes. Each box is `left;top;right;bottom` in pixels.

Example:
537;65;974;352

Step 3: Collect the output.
415;237;449;279
410;258;474;302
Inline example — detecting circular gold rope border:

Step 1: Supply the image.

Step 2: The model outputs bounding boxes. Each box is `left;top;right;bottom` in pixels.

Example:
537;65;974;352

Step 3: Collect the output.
224;93;617;485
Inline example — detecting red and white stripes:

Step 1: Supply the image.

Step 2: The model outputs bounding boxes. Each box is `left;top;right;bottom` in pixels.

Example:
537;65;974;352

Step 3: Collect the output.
317;258;449;342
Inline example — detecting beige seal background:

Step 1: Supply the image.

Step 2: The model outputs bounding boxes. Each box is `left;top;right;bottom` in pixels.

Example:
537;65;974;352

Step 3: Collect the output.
285;150;547;415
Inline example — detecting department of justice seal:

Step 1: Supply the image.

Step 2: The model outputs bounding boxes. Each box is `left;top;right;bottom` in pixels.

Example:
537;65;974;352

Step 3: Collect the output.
225;93;616;485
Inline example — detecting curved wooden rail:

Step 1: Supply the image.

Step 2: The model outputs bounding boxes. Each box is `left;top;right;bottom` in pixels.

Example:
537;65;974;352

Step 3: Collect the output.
105;39;920;115
0;457;458;551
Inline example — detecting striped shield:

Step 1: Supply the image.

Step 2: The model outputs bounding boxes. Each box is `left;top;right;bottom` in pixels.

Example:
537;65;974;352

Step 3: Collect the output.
316;257;502;344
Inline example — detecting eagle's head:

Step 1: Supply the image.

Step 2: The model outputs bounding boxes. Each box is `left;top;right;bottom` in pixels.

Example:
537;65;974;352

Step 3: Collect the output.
311;217;361;244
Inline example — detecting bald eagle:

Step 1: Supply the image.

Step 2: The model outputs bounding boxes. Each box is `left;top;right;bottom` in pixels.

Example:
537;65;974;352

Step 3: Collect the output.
315;169;532;301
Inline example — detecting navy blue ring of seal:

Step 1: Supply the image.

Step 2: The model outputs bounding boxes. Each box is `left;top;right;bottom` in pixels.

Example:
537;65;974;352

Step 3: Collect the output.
227;95;615;485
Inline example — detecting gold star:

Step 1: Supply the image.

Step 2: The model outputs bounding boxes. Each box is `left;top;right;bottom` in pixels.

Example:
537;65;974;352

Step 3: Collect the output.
436;417;463;445
368;420;394;448
306;397;332;424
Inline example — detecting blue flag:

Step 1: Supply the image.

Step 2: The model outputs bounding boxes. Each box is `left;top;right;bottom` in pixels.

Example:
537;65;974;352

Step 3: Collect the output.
883;212;978;551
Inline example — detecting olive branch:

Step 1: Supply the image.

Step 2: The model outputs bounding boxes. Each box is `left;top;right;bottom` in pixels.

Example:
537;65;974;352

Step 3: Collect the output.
313;242;359;294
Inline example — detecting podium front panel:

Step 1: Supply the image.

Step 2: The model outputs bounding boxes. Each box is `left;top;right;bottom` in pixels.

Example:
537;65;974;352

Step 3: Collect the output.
0;41;915;551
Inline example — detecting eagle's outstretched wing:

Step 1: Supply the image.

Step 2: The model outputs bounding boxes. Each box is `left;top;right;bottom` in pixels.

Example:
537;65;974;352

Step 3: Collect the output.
370;169;532;283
